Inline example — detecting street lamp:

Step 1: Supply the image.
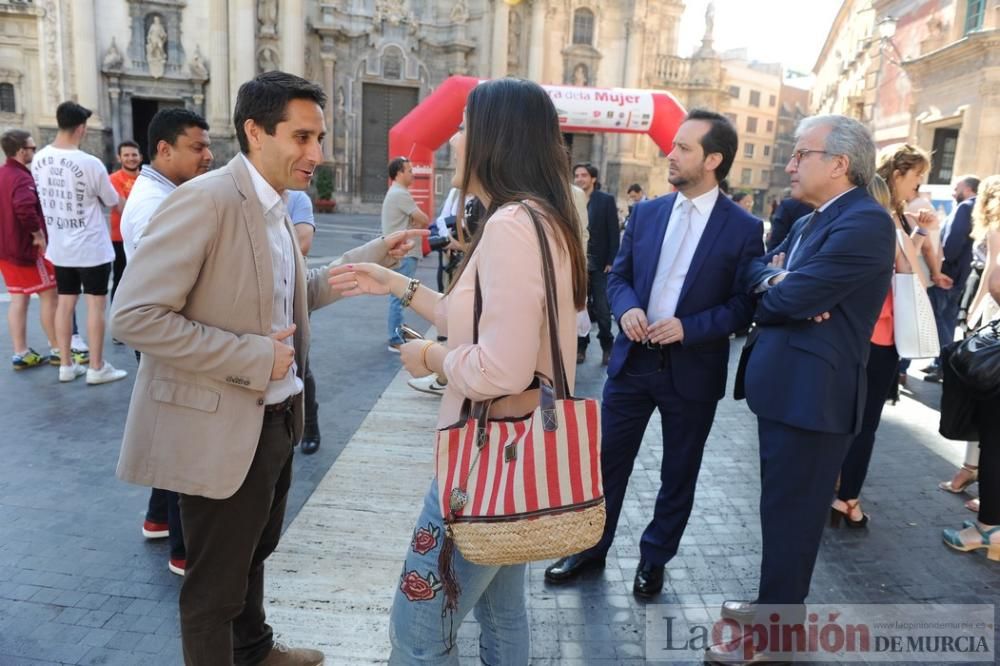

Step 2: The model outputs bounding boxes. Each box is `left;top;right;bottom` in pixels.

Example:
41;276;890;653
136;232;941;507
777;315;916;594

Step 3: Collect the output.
877;15;898;41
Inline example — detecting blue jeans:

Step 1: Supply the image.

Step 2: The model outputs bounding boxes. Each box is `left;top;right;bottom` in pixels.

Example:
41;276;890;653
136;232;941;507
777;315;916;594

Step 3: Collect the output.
388;480;529;665
388;257;419;345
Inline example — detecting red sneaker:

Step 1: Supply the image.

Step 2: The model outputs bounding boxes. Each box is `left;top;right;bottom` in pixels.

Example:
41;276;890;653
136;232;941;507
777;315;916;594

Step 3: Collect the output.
142;520;169;539
168;558;186;576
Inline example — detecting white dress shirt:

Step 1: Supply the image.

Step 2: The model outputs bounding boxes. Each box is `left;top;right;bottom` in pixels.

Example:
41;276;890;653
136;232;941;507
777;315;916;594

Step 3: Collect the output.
647;187;720;323
785;187;856;267
120;165;176;262
240;155;303;405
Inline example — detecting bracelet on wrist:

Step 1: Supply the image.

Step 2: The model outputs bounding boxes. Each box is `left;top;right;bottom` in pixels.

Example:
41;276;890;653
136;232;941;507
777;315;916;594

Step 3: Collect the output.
914;227;928;237
420;341;436;372
400;278;420;308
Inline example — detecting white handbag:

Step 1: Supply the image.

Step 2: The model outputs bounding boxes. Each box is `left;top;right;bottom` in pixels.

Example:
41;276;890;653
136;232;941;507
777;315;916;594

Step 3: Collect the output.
892;229;940;359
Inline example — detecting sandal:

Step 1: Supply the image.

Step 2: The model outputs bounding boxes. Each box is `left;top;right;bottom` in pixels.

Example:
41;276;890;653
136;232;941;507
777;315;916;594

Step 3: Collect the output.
965;498;980;513
938;464;978;493
942;522;1000;561
830;499;869;528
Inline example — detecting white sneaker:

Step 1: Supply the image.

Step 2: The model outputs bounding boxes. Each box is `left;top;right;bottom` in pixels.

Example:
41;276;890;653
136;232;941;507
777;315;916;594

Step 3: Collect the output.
58;363;87;382
407;375;447;396
86;362;128;385
71;334;89;352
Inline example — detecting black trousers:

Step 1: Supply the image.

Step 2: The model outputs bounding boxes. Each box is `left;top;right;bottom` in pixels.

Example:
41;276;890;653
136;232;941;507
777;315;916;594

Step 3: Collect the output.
303;358;319;440
579;268;614;352
974;399;1000;525
837;343;899;501
111;240;127;304
179;410;294;666
146;488;185;559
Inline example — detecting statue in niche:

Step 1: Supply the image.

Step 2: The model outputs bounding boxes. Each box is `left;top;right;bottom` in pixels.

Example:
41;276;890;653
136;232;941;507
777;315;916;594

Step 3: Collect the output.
573;63;588;86
102;37;124;71
508;10;522;67
146;15;167;78
450;0;469;24
336;86;346;116
705;2;715;41
188;45;208;80
257;46;279;73
258;0;278;37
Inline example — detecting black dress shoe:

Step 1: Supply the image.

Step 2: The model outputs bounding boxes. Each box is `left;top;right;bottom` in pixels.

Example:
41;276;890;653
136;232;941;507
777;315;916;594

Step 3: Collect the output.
720;600;757;623
576;350;586;364
300;436;321;455
601;349;611;366
632;559;664;598
923;368;942;383
544;553;606;582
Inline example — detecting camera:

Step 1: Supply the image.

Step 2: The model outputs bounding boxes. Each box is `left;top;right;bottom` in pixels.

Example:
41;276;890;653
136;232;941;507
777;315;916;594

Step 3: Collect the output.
428;234;452;252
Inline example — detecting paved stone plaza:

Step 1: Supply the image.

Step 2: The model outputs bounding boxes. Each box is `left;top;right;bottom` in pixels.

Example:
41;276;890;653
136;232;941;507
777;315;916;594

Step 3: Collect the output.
1;214;997;665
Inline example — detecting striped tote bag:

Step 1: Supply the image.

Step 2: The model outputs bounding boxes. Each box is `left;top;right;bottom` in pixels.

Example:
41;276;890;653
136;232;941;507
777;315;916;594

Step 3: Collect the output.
435;203;605;568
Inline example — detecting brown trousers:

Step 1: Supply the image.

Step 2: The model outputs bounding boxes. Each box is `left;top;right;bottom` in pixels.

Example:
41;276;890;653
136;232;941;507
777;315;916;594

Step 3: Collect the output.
178;409;294;666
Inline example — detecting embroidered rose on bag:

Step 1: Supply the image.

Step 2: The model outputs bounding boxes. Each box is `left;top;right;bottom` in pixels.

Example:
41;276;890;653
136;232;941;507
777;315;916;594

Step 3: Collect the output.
411;523;440;555
400;570;443;602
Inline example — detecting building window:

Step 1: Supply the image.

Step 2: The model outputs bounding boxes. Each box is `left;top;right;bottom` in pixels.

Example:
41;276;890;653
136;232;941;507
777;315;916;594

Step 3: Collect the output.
763;145;771;158
724;112;738;126
741;168;752;185
0;83;14;113
766;119;774;133
761;169;770;184
929;127;960;185
573;8;595;45
746;116;758;133
728;85;741;99
744;142;755;158
749;90;761;107
965;0;986;33
769;94;777;107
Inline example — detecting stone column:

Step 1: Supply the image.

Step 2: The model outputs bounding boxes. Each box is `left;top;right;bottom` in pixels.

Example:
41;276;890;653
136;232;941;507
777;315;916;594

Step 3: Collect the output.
528;0;545;82
281;0;305;76
491;1;510;78
321;51;336;161
209;0;231;130
229;0;256;108
71;0;102;122
108;78;122;145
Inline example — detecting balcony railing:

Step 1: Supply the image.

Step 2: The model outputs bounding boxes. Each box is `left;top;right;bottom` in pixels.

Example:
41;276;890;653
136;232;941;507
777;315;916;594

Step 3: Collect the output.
653;55;690;85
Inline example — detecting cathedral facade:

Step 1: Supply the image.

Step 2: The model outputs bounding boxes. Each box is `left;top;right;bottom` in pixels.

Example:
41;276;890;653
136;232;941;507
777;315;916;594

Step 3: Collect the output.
0;0;728;210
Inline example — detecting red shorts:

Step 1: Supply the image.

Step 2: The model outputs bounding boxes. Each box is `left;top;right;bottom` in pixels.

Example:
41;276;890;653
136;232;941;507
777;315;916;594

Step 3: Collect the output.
0;256;57;295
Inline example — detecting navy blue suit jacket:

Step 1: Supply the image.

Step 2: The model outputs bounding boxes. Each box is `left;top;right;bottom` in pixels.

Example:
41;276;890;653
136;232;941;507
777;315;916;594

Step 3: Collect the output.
941;197;975;287
607;192;764;402
740;186;895;435
587;189;620;272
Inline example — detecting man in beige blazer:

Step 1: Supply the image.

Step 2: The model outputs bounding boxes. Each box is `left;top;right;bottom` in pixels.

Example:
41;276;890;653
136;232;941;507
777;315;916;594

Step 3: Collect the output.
111;72;423;666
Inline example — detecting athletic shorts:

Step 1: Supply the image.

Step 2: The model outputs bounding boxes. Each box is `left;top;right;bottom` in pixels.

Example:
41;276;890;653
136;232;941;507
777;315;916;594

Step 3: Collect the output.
0;256;57;295
54;263;112;296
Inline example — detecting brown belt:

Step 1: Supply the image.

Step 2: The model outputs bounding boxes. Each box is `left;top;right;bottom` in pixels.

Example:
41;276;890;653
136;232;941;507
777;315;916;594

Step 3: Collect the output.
263;396;294;415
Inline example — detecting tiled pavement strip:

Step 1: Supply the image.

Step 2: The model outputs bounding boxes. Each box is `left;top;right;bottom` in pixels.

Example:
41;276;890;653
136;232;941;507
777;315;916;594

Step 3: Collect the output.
1;209;998;663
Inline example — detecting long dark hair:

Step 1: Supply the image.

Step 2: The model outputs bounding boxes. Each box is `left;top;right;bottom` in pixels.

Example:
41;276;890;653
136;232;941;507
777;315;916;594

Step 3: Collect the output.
451;78;587;310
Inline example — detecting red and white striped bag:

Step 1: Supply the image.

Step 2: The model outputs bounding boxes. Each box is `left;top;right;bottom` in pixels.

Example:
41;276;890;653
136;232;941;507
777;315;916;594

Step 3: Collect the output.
435;204;605;568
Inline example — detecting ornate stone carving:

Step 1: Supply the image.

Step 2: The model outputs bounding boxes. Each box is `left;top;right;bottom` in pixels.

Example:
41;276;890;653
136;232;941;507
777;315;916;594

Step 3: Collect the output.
146;15;167;78
450;0;469;24
374;0;415;28
102;37;124;72
508;8;522;68
188;45;208;80
257;46;280;73
40;0;63;109
258;0;278;37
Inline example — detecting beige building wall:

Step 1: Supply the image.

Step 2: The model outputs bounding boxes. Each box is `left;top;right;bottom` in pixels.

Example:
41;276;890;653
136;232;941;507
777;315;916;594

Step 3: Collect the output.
719;53;782;216
811;0;876;120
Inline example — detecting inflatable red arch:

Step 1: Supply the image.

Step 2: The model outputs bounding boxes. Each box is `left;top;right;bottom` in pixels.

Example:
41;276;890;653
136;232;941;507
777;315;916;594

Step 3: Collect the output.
387;75;687;219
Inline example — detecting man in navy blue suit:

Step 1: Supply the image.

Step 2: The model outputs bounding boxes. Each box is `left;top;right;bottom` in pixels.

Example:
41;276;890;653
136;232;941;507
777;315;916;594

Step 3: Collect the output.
545;110;764;597
923;175;979;382
707;115;895;664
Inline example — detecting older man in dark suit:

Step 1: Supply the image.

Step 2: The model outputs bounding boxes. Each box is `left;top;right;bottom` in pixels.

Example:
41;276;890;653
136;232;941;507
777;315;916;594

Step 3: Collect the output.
708;115;894;665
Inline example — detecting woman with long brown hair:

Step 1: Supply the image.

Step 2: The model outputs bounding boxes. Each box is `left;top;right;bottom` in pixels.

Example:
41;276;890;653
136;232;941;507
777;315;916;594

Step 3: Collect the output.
329;78;587;663
830;144;935;527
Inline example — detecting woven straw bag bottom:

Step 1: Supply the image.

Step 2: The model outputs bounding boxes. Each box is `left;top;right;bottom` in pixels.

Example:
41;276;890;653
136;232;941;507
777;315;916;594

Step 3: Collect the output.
451;502;606;566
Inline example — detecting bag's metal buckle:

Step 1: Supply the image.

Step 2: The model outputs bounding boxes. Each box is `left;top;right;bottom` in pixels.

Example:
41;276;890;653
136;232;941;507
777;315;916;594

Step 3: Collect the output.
504;442;517;462
449;488;468;512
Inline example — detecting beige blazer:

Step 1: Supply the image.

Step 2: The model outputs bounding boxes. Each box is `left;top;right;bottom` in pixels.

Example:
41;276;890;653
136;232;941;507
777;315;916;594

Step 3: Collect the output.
111;155;395;499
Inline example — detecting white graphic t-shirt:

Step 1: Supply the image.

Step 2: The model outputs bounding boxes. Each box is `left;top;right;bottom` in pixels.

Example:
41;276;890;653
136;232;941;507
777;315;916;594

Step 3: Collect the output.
32;145;118;268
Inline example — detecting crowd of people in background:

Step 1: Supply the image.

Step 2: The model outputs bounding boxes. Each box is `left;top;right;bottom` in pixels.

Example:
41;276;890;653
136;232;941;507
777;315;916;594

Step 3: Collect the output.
3;67;1000;666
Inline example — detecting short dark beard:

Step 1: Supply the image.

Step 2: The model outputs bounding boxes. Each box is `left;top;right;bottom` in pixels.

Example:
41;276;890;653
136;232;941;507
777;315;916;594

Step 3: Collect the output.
123;164;140;175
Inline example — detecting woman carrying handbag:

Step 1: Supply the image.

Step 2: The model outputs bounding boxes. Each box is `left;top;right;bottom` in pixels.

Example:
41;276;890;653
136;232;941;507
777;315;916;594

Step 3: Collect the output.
329;78;591;663
943;174;1000;561
831;144;936;528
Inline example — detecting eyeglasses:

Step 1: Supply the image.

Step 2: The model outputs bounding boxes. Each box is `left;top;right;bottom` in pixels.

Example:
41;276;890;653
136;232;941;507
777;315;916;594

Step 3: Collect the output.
790;148;833;165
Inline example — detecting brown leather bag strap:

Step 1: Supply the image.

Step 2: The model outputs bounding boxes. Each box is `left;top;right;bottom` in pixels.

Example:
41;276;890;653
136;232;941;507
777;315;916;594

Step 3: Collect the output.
518;201;571;400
